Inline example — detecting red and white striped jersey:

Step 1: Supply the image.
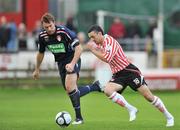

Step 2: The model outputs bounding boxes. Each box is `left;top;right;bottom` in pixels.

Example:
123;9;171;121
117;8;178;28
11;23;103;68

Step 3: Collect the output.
100;34;130;74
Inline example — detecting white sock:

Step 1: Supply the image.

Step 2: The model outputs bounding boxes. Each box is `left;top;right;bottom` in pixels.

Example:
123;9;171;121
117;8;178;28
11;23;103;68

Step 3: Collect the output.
109;92;135;111
151;96;173;119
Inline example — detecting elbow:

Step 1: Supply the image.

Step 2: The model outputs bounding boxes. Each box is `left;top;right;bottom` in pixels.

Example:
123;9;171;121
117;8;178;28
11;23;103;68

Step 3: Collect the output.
104;60;108;63
102;58;108;63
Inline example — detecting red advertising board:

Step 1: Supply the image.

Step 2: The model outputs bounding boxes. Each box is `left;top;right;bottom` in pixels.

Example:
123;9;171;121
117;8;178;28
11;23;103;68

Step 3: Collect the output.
145;74;180;90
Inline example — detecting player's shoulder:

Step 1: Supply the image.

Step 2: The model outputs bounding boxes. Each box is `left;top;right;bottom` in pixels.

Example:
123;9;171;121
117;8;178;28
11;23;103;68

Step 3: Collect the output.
39;30;48;38
56;25;67;32
104;34;113;44
106;34;118;45
56;25;70;35
56;25;76;38
106;34;114;41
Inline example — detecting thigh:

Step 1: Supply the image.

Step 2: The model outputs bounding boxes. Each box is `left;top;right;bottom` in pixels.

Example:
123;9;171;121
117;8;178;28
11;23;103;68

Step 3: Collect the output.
109;74;128;94
57;62;66;89
65;59;81;92
57;59;81;89
66;59;81;76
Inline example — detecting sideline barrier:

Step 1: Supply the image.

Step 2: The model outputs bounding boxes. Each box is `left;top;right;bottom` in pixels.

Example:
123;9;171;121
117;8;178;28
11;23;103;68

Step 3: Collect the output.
145;74;180;90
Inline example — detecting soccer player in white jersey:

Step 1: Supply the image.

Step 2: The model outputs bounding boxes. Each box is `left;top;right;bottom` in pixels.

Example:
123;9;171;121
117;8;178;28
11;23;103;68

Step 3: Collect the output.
86;25;174;127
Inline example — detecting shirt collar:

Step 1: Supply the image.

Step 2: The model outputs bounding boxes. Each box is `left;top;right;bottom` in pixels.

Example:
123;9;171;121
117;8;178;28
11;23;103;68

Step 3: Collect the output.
102;34;108;47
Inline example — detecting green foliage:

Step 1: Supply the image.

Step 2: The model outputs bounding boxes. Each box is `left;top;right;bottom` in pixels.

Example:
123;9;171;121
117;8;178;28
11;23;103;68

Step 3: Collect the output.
0;87;179;130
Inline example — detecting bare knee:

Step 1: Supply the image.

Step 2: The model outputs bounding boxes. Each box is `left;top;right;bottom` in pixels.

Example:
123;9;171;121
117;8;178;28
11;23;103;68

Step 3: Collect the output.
104;86;112;97
65;85;72;93
143;93;154;102
138;85;154;102
65;83;76;93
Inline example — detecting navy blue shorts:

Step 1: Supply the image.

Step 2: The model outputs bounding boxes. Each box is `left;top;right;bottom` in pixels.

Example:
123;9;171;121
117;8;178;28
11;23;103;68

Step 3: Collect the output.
110;64;147;93
57;58;81;89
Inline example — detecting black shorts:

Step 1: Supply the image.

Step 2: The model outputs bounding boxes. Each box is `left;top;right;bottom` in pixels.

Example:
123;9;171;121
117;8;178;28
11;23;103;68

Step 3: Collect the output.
57;58;81;89
110;64;147;93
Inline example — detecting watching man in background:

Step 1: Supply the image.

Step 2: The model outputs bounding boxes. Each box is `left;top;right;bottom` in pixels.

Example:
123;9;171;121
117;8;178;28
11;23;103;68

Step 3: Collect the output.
0;16;10;52
108;17;125;39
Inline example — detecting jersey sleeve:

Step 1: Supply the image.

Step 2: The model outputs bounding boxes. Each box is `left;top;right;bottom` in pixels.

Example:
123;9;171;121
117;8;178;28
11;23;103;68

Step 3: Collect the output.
61;26;79;50
103;38;118;62
38;35;46;53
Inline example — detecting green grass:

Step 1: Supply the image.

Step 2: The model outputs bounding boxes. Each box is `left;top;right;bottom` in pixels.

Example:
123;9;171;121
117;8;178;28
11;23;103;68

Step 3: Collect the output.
0;87;179;130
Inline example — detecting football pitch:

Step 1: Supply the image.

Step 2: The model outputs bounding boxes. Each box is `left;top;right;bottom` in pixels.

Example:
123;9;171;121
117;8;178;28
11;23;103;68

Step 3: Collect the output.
0;86;179;130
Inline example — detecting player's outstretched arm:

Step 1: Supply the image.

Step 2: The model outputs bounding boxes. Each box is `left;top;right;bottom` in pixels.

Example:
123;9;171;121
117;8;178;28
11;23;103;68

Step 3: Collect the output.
32;52;44;80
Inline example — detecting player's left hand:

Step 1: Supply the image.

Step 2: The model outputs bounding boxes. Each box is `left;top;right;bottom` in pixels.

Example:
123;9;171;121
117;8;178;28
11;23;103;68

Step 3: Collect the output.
65;63;74;73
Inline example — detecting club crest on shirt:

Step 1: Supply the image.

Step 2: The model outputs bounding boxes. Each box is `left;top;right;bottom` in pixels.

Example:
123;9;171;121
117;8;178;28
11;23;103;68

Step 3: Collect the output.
44;36;49;42
57;35;61;41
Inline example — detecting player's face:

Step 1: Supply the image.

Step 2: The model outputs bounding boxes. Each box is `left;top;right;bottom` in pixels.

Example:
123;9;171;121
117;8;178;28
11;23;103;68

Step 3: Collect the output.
88;31;103;45
42;21;56;35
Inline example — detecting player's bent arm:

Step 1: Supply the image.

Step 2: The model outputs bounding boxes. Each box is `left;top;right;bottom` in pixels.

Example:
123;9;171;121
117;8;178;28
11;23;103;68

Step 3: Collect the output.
90;47;108;63
35;52;44;71
71;44;82;65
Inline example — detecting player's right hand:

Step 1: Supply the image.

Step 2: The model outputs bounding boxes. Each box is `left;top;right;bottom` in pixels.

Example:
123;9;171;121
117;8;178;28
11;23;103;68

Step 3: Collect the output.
32;69;40;80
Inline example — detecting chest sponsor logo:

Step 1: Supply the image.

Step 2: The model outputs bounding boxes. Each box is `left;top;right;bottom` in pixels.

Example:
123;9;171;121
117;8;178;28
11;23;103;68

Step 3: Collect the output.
47;43;65;53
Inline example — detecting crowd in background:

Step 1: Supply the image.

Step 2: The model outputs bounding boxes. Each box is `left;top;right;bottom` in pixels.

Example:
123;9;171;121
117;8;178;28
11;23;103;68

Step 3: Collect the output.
0;15;157;54
0;16;28;52
107;17;157;54
0;15;80;52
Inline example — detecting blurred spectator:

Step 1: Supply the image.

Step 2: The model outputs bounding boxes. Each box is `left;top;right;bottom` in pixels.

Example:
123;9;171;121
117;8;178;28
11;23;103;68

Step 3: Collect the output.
123;19;142;51
77;32;86;44
77;32;87;51
32;20;41;49
145;19;157;55
125;19;142;38
18;23;27;50
108;17;126;39
0;16;10;51
27;32;37;50
65;15;78;34
146;19;157;38
145;36;153;54
7;19;17;52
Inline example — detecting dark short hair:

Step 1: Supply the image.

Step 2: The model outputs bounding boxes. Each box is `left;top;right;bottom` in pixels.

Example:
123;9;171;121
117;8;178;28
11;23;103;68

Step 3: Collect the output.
88;25;104;35
41;13;55;24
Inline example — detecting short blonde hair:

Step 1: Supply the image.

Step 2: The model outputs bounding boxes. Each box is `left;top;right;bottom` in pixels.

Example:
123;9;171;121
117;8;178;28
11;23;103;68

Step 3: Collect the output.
41;13;55;24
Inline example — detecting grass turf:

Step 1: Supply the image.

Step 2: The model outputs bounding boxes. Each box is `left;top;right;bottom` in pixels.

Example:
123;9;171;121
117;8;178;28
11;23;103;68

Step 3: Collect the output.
0;87;179;130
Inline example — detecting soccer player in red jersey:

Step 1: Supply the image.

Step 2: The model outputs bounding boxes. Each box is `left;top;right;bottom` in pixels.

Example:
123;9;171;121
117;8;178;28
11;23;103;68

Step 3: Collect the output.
86;25;174;127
